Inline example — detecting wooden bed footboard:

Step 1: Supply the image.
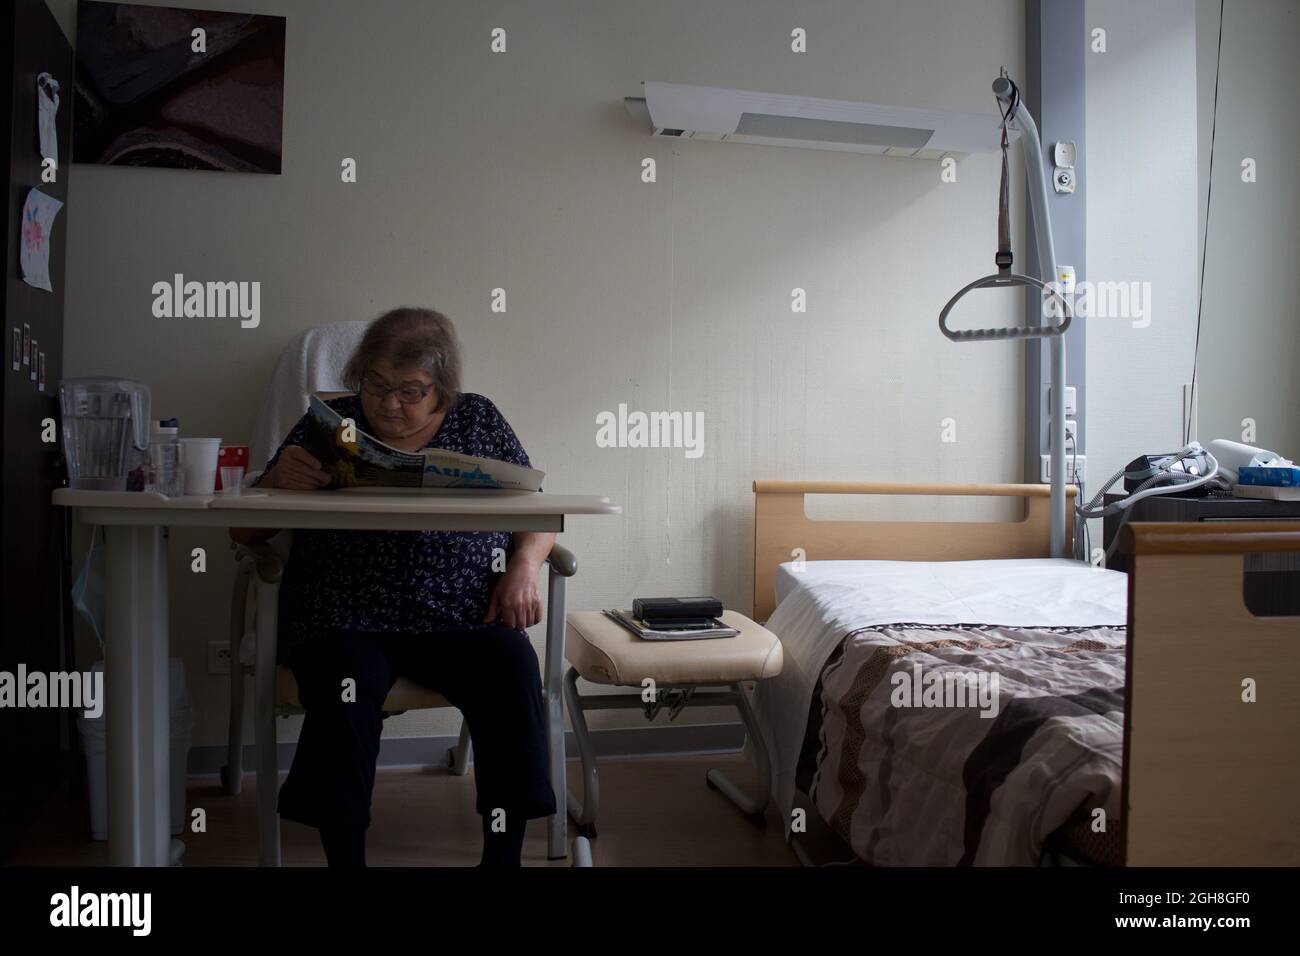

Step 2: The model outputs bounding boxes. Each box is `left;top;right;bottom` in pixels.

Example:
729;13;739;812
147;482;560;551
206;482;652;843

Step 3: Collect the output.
1120;521;1300;866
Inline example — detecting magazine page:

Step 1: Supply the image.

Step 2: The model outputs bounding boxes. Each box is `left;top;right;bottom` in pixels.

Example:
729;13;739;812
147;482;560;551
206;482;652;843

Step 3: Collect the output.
302;394;425;488
422;448;544;491
303;394;545;491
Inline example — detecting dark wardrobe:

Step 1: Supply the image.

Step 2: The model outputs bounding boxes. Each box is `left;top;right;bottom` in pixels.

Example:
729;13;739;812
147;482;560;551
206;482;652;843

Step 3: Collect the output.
0;0;74;858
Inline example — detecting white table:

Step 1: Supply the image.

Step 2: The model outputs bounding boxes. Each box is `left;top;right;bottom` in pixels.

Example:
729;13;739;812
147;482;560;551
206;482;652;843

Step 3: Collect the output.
53;487;621;866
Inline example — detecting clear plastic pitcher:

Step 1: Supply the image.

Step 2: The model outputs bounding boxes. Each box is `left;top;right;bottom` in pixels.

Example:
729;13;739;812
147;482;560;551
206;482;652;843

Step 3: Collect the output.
59;377;152;491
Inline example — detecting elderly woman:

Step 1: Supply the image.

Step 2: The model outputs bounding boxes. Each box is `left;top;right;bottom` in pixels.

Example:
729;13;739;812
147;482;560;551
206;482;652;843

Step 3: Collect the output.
231;307;555;867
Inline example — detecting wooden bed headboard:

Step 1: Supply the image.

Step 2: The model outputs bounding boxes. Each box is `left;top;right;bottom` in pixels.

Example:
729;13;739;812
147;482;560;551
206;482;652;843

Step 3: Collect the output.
752;481;1076;621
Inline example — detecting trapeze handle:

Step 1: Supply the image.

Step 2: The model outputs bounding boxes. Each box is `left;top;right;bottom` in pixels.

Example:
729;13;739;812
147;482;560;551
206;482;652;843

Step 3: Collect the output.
938;272;1072;342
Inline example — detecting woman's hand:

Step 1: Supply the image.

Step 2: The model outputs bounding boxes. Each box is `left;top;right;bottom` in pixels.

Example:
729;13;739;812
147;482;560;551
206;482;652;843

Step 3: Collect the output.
263;446;331;490
484;557;544;630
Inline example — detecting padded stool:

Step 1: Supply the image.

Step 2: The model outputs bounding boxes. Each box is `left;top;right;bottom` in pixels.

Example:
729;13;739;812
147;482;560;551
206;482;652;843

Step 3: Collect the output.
563;610;783;851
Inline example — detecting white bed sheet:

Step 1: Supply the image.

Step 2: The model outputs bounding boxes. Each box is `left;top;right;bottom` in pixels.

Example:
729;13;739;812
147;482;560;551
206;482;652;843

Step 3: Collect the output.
753;558;1128;830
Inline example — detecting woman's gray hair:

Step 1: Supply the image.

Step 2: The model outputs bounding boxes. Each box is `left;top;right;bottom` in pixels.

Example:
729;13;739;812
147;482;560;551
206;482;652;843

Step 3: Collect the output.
343;307;463;412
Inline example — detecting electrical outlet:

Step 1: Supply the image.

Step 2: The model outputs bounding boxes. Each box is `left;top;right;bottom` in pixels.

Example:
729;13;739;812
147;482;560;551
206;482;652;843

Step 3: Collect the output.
207;641;232;675
1049;420;1080;449
1041;454;1086;484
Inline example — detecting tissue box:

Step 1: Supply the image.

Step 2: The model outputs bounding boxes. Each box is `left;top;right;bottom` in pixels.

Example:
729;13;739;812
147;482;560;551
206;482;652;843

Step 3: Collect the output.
1238;465;1300;487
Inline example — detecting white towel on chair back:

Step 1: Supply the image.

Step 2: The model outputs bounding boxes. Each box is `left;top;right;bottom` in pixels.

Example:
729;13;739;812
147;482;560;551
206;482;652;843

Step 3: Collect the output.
239;321;367;687
249;320;369;476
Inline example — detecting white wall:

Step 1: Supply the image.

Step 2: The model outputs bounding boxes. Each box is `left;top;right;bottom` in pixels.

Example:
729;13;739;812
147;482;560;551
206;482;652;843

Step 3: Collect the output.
1195;0;1300;457
1085;0;1297;554
53;0;1027;748
1084;0;1200;534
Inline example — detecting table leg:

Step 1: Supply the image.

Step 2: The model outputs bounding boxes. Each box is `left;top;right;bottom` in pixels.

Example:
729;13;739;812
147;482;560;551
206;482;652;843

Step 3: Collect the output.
104;525;171;867
544;567;568;860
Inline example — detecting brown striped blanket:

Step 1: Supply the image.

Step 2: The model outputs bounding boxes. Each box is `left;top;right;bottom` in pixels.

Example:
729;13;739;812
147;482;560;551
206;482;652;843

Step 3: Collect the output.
796;621;1126;866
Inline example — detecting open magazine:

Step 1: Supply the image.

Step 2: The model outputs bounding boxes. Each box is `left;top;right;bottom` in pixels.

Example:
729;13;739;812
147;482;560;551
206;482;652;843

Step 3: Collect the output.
301;394;545;491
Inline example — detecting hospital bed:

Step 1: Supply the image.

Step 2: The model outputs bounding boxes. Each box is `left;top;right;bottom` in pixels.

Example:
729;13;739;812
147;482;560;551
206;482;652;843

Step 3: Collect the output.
750;480;1300;866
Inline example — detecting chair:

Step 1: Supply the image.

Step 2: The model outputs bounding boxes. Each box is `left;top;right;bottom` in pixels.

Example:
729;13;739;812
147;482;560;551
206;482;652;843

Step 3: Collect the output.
221;322;367;834
225;534;575;866
219;322;577;865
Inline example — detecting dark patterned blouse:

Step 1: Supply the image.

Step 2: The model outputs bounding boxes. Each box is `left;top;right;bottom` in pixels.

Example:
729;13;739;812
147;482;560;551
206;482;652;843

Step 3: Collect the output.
258;392;531;658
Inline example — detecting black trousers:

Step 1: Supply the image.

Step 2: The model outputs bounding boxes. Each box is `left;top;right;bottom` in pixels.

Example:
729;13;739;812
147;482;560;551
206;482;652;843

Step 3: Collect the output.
276;625;557;830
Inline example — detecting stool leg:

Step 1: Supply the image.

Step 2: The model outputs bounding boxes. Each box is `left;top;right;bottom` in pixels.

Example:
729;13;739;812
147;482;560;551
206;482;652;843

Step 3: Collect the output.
705;682;771;826
448;717;472;776
563;667;599;838
572;835;594;867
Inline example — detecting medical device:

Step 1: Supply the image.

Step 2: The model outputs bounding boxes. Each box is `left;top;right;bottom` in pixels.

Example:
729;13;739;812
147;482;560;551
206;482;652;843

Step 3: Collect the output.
938;71;1071;557
1077;442;1223;562
1122;447;1217;494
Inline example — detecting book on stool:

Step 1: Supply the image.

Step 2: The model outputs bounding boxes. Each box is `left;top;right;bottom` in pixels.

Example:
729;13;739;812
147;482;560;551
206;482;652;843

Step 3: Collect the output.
603;596;738;640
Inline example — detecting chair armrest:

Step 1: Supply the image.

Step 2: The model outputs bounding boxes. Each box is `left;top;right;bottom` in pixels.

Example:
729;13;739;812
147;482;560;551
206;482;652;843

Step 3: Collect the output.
233;539;285;584
546;542;577;578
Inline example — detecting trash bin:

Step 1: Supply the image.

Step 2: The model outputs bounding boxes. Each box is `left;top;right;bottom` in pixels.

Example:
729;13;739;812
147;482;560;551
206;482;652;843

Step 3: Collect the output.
77;658;195;840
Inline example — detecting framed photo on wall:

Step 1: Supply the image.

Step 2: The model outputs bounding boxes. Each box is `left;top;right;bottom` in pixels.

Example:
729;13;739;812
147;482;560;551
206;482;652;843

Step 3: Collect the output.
73;1;286;173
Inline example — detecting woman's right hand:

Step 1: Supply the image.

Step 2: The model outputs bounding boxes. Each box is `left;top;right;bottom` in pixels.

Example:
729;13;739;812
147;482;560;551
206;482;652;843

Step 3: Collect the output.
263;446;332;490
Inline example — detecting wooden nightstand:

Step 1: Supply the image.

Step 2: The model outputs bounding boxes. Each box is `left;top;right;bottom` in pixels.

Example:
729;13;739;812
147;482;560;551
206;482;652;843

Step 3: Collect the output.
1103;489;1300;615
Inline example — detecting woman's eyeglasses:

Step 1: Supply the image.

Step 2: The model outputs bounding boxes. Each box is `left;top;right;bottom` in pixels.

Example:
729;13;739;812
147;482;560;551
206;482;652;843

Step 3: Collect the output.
361;373;435;405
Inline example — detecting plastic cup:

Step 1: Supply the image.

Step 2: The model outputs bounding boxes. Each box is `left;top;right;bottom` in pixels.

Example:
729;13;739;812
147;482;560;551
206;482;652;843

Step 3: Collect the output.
179;438;222;495
216;445;249;491
147;440;183;497
219;466;245;495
